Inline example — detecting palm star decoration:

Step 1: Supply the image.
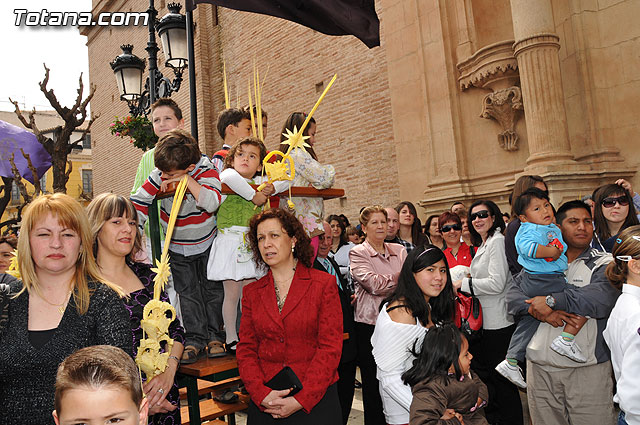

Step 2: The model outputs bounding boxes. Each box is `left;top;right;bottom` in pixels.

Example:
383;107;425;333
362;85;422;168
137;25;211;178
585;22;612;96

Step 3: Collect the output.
280;126;310;153
6;249;20;280
137;175;188;381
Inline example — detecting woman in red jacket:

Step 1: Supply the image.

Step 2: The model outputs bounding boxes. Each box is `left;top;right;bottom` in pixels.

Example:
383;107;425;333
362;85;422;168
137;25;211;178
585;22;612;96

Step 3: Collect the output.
238;208;343;424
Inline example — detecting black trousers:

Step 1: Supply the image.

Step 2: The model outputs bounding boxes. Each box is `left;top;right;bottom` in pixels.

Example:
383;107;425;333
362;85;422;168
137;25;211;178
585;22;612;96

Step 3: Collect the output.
337;359;357;425
355;322;386;425
469;324;524;425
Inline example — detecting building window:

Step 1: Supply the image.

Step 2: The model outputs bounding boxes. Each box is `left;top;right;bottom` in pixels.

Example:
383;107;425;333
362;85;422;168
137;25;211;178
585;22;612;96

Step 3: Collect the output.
82;133;91;149
11;182;20;202
82;170;93;195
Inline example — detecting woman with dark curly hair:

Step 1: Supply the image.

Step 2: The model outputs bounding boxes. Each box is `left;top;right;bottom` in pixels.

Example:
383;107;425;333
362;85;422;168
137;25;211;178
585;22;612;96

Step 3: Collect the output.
237;208;343;424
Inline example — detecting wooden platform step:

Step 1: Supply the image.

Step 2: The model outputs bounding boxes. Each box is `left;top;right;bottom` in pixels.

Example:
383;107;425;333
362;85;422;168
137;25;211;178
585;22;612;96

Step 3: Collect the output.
180;393;249;424
179;376;243;400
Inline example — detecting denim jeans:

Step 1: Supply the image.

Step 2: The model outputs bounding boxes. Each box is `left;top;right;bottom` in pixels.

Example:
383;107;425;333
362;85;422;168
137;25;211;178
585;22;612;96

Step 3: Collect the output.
618;411;628;425
170;247;224;349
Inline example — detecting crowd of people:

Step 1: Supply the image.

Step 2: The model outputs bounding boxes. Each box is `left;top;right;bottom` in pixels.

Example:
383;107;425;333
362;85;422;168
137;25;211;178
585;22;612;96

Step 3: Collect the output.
0;96;639;425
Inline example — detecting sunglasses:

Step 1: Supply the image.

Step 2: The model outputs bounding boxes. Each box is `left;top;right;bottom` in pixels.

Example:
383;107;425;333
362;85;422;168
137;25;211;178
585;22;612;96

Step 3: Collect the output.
470;210;491;221
601;196;629;208
441;224;462;233
615;236;640;261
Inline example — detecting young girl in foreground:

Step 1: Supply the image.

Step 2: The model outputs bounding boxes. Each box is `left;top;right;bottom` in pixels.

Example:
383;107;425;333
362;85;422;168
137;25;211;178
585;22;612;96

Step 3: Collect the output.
603;225;640;425
207;137;289;352
53;345;148;425
402;324;489;425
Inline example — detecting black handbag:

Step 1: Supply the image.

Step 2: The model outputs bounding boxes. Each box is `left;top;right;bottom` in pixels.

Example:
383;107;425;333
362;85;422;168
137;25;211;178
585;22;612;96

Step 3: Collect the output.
265;366;303;397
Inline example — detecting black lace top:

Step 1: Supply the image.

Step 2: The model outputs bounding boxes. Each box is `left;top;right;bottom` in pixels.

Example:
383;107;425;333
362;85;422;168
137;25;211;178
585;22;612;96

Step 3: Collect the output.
0;280;133;425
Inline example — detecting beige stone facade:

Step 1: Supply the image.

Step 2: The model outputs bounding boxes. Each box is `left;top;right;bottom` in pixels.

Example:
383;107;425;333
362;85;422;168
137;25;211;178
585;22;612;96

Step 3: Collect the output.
84;0;640;222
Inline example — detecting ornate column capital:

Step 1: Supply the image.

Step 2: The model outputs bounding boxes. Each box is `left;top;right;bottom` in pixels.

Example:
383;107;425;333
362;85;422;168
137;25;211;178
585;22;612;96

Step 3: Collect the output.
513;33;560;57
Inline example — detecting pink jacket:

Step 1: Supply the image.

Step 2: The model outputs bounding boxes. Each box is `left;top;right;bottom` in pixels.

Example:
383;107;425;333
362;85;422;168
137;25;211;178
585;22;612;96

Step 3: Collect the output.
349;241;407;325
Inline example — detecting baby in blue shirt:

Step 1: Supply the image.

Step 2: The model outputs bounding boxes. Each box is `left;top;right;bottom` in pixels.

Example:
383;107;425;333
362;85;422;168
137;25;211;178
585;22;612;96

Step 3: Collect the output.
496;188;587;389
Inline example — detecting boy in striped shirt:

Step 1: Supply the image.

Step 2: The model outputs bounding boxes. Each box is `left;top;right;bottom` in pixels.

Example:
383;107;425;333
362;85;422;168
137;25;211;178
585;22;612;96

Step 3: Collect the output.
131;129;225;363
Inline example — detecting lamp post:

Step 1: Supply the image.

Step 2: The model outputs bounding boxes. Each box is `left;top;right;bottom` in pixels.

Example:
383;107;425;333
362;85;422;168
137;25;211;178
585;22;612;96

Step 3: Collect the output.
109;2;188;117
109;2;189;262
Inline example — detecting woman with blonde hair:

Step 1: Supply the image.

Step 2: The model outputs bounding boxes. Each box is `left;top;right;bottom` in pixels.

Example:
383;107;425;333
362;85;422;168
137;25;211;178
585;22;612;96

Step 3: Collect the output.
88;193;185;424
350;205;407;425
0;193;131;425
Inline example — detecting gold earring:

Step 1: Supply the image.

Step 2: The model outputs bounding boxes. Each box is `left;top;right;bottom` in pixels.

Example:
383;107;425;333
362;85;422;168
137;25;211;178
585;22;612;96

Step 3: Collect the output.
291;244;295;253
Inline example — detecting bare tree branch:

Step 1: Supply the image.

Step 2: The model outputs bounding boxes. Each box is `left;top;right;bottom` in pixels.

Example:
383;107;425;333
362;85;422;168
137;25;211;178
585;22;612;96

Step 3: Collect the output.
75;83;97;126
0;176;13;223
70;113;99;154
21;148;41;196
8;98;54;154
64;160;73;182
9;154;31;204
71;72;84;116
39;63;66;118
0;203;26;231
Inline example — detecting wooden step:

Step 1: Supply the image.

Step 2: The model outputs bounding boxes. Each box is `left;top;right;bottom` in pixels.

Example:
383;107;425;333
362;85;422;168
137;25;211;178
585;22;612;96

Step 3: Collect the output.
179;376;243;400
180;393;249;424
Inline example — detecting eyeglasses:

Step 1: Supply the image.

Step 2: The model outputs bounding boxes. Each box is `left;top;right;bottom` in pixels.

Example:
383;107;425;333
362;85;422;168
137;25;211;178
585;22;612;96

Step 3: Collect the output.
470;210;491;221
601;196;629;208
441;224;462;233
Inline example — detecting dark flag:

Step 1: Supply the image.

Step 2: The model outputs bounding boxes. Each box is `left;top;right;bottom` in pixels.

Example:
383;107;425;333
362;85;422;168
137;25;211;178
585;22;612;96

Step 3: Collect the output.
186;0;380;48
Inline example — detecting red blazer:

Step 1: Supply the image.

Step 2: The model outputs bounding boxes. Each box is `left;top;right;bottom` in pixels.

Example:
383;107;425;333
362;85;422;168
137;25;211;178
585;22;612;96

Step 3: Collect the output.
237;263;343;413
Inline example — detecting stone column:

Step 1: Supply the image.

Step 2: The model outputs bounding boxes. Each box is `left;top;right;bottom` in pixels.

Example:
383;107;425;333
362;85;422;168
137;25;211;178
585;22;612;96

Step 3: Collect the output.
510;0;574;167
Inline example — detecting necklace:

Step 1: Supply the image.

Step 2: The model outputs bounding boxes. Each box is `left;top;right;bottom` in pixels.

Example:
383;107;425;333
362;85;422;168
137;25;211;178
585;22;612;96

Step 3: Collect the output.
40;289;73;315
273;260;297;312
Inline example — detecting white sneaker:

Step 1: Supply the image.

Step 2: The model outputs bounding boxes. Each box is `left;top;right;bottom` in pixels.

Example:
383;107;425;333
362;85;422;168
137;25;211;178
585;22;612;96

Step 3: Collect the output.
550;335;587;363
495;359;527;389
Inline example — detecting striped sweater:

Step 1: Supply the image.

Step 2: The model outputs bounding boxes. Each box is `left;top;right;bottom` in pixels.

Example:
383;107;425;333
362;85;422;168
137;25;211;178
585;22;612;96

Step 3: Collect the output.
131;155;221;256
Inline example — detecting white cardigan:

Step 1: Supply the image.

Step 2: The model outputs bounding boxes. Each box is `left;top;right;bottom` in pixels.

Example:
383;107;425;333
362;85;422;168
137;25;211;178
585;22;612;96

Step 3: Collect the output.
460;232;514;330
371;304;427;424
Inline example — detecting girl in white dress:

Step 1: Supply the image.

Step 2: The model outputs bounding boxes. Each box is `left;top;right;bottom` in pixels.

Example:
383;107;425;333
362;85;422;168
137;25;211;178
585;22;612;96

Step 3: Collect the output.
207;137;289;352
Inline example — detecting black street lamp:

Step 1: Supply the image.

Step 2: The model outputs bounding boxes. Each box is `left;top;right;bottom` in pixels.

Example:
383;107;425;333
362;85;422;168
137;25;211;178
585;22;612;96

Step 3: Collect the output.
110;2;187;117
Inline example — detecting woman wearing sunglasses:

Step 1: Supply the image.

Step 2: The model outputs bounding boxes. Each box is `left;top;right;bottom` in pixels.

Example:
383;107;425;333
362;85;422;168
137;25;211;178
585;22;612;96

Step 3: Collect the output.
438;211;472;267
592;183;639;252
453;200;523;425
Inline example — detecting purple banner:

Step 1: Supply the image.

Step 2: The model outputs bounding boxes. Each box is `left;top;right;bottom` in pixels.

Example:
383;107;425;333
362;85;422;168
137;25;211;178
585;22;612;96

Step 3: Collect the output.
0;120;52;184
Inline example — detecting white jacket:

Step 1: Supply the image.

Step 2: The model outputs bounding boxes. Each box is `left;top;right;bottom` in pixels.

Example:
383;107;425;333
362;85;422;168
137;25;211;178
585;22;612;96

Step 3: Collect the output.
461;232;514;330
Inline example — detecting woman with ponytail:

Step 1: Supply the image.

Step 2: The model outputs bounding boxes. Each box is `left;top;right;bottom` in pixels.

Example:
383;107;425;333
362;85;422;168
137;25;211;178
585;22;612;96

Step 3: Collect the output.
603;225;640;425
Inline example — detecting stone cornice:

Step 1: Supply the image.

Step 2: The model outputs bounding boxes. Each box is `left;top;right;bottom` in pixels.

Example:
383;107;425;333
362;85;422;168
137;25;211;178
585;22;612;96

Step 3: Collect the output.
457;40;518;90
